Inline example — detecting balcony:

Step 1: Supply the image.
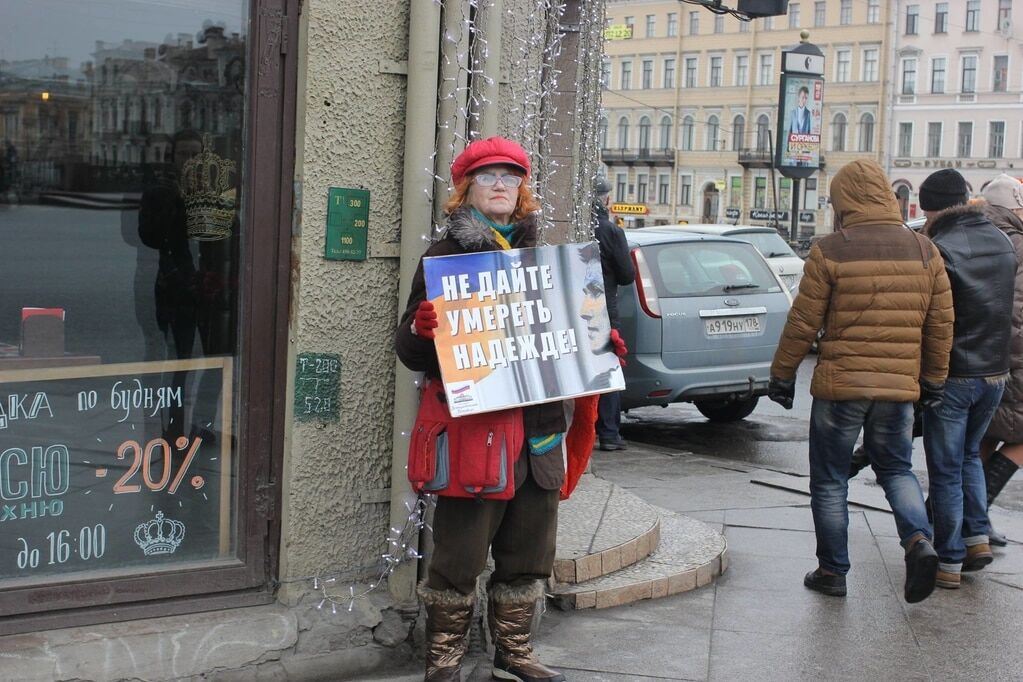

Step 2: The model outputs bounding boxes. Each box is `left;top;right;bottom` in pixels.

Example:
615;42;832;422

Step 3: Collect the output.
601;148;675;166
737;147;773;168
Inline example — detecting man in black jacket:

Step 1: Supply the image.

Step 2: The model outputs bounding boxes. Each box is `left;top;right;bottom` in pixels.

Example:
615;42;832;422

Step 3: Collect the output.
592;177;636;450
921;168;1017;589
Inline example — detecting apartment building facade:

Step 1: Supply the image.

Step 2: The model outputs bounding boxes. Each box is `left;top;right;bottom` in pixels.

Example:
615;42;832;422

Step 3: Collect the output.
601;0;890;235
887;0;1023;218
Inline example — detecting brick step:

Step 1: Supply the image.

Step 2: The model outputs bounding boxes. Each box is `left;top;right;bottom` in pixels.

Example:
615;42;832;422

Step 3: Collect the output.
554;474;661;584
550;513;728;610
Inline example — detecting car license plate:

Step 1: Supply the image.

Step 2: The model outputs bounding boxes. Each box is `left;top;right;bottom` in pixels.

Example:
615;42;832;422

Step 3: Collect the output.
704;315;762;336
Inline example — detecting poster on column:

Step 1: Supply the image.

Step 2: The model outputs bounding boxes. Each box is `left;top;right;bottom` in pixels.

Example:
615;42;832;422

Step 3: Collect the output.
423;243;626;416
778;74;824;169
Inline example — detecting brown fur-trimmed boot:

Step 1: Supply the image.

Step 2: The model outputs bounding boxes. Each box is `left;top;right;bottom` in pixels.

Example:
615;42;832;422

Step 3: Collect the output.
419;582;475;682
488;581;565;682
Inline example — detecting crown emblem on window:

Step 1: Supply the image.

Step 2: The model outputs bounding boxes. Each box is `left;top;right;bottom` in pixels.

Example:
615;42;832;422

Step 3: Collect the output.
133;511;186;556
181;133;237;241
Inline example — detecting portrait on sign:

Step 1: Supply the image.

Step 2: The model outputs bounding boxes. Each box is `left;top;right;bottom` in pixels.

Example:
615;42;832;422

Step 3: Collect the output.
778;75;824;169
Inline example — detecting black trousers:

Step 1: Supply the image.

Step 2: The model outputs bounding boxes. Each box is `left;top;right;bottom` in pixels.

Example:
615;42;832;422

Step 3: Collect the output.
426;472;559;596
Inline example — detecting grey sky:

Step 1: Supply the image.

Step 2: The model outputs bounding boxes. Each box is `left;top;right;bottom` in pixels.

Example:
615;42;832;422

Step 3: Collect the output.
0;0;246;68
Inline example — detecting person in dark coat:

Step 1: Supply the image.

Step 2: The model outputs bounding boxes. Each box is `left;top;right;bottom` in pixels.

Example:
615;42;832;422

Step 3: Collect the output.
591;176;635;450
396;136;574;682
977;174;1023;546
921;168;1017;589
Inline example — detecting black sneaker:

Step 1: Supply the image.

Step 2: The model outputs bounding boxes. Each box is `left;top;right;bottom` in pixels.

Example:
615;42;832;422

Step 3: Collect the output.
598;441;624;451
803;568;847;596
904;538;938;603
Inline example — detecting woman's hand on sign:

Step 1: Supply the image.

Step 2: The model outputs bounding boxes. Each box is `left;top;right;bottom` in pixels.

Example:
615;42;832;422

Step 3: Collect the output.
412;300;438;339
609;329;628;367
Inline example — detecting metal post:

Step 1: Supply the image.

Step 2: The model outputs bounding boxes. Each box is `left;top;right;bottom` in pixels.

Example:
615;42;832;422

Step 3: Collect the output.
767;130;781;234
790;177;800;243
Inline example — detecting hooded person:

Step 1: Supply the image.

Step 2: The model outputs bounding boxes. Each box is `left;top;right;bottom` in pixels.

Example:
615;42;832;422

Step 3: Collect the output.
396;136;612;682
976;174;1023;546
768;159;953;603
920;168;1017;588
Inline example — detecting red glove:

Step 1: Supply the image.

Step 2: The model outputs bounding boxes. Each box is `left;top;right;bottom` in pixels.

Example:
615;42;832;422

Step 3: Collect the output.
609;329;628;367
412;300;438;339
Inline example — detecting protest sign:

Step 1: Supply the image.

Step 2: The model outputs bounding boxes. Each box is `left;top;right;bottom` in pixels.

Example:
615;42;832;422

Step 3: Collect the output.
423;243;625;416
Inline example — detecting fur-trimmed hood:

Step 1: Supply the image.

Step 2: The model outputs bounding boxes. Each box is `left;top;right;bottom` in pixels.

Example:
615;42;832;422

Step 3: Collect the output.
923;203;987;237
439;207;539;251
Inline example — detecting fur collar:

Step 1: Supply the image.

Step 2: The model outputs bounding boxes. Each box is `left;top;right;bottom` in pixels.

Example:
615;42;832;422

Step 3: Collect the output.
440;207;538;251
924;203;986;237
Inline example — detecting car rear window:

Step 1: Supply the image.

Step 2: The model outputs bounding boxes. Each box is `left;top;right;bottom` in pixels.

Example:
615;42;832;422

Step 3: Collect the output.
643;241;782;297
729;230;797;258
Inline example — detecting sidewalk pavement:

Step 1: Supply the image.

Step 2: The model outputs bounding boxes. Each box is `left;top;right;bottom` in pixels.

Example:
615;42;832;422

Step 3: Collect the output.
369;438;1023;682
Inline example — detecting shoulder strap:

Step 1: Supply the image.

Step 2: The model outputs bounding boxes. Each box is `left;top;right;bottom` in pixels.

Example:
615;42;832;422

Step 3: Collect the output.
911;230;931;268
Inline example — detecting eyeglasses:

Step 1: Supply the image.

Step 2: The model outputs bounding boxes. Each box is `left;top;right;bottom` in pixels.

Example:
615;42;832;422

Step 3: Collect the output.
473;173;523;189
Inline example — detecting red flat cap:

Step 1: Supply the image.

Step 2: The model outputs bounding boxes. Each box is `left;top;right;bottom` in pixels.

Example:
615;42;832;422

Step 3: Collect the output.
450;136;530;185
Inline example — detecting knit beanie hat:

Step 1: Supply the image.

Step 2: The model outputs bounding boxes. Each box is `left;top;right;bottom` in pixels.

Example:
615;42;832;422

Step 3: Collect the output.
919;169;969;211
981;174;1023;210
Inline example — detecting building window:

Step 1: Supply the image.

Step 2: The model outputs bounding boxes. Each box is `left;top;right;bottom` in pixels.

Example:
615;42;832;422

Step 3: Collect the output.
832;113;847;151
658;174;670;204
835;49;851;82
598;118;608;149
735;55;749;87
681;116;695;151
966;1;980;31
931;58;946;93
732;115;745;151
707;115;720;151
935;2;948;33
859;113;875;152
756;114;770;151
689;11;699;35
862;49;879;81
867;0;881;23
906;5;919;35
961;55;977;93
620;61;632;90
710;56;723;87
680;174;693;205
754;176;768;208
840;0;852;25
758;53;773;86
730;176;742;208
898;122;913;156
645;14;655;37
763;16;774;31
642;59;653;89
739;17;750;32
685;57;698;88
789;3;801;28
999;0;1013;24
667;13;678;36
958;122;973;157
994;55;1009;92
624;15;634;30
660;116;672;150
714;14;725;33
927;122;942;156
814;1;826;26
663;58;676;89
616;173;627;202
637;173;648;203
901;59;917;95
990;121;1006;158
600;58;611;88
617;117;630;149
638;116;652;152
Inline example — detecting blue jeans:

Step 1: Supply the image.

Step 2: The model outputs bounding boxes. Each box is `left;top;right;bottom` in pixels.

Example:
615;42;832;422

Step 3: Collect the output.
596;389;622;443
809;399;931;575
923;376;1005;567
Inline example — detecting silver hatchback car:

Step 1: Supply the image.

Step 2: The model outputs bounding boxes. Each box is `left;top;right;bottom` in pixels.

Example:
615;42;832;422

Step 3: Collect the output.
617;230;792;421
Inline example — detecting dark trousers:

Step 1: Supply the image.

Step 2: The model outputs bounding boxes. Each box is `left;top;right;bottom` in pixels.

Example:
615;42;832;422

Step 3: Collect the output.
596;390;622;443
427;472;560;596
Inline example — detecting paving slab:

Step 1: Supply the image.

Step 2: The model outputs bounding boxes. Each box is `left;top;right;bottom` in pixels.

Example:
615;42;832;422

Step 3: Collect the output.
749;472;913;513
634;471;811;513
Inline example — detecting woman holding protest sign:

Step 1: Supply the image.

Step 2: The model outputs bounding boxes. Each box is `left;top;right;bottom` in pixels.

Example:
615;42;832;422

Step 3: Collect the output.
396;136;616;682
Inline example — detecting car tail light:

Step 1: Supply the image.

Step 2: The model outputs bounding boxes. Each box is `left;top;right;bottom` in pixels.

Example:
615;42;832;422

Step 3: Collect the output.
631;248;661;318
647;388;672;398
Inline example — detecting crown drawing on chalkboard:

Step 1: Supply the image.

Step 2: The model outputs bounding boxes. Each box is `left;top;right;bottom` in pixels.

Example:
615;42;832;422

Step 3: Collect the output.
133;511;186;556
180;133;237;241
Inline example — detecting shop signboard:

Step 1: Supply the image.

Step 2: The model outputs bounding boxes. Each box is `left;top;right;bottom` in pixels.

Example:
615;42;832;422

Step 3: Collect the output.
749;209;790;222
422;244;625;416
610;203;648;215
0;358;233;581
325;187;370;261
725;208;741;220
799;211;816;224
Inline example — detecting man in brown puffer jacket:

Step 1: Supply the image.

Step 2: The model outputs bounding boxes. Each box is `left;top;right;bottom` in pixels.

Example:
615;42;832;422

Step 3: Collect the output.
768;159;954;604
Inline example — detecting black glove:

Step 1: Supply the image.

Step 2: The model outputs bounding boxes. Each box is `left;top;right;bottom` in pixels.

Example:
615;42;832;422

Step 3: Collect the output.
919;380;944;410
768;376;795;410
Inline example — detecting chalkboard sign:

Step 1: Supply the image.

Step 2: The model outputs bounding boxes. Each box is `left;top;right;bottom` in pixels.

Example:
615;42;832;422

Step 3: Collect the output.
294;353;340;422
0;358;233;582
